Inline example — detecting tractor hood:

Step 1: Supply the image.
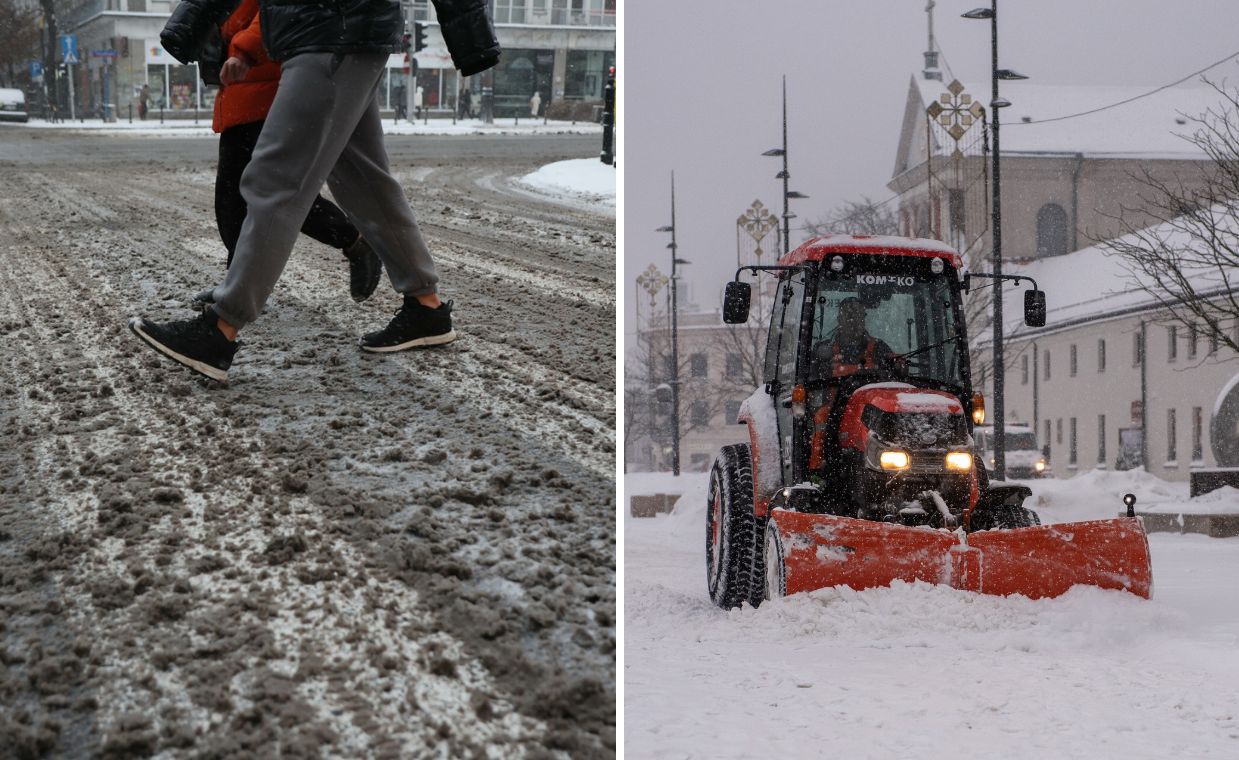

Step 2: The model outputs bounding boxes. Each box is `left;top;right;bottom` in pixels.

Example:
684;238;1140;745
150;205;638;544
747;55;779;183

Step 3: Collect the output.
839;382;967;450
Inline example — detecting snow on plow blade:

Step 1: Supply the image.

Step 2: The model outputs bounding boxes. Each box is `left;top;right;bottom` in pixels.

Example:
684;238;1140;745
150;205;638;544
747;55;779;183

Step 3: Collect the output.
770;511;1152;600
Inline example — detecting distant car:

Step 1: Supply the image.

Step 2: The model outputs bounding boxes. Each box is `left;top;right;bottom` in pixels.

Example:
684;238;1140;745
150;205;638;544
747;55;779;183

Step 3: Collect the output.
972;424;1049;478
0;88;29;123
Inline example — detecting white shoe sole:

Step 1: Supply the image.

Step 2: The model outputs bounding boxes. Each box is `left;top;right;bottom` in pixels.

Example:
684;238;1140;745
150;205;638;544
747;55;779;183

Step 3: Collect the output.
129;318;229;382
359;329;458;353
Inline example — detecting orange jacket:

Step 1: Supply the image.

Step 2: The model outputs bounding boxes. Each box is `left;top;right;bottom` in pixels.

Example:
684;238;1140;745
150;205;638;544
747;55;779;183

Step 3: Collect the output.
212;0;280;133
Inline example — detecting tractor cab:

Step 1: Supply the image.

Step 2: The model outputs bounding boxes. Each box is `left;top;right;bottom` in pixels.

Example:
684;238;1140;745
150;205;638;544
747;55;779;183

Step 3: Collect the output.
707;235;1151;610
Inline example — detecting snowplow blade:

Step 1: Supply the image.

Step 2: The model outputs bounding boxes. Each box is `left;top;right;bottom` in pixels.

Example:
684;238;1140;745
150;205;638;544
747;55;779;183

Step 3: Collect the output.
770;511;1152;600
771;511;957;596
966;517;1152;599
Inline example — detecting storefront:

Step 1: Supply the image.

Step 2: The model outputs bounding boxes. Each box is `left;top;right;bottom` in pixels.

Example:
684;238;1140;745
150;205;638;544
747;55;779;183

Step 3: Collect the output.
492;49;554;118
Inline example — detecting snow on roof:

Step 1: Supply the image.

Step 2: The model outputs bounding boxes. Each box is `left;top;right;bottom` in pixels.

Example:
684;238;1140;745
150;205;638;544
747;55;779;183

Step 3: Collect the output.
981;203;1239;341
915;78;1221;158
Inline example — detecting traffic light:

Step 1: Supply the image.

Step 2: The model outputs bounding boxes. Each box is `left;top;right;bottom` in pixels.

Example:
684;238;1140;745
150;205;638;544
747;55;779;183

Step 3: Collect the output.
414;22;427;52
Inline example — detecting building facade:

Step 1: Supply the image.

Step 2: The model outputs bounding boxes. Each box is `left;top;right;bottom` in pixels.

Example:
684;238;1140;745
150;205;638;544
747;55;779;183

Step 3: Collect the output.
892;72;1239;481
29;0;614;121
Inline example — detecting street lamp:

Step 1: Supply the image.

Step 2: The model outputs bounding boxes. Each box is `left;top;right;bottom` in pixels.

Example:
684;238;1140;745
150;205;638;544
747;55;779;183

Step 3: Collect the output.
963;0;1027;481
656;173;690;476
762;76;809;256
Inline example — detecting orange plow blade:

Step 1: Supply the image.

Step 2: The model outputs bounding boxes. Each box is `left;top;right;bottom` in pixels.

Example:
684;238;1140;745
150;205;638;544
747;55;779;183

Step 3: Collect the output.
769;510;1152;600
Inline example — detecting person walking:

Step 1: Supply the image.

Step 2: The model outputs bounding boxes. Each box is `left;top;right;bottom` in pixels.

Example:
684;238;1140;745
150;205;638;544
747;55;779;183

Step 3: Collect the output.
458;86;472;120
529;90;541;118
132;0;500;381
196;0;382;308
138;83;150;120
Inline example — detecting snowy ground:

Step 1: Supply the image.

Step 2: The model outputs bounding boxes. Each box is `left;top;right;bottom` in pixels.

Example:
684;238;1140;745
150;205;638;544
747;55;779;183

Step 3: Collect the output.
518;159;616;215
0;116;602;139
625;468;1239;759
0;130;614;757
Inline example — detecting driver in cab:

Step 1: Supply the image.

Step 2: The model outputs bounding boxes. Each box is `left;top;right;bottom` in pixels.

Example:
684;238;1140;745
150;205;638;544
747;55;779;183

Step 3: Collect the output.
809;296;903;472
812;296;900;378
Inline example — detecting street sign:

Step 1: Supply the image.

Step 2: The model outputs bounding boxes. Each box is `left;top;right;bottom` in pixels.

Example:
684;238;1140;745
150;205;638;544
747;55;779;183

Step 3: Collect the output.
30;60;43;79
60;34;79;64
91;50;118;59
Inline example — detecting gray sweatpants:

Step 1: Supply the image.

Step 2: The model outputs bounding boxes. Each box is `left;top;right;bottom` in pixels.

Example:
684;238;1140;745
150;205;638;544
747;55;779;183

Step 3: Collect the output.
211;52;439;329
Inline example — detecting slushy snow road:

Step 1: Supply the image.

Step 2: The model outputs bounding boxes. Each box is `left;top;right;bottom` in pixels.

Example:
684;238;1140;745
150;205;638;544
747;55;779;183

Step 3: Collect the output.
625;468;1239;759
0;129;615;758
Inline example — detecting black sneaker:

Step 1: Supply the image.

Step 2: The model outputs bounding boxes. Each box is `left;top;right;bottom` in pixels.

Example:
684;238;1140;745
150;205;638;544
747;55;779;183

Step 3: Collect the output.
359;297;456;353
191;287;215;311
344;237;383;303
128;309;239;381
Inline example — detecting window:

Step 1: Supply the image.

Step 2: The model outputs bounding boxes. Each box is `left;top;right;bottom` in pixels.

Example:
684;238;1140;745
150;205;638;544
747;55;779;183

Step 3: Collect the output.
1098;339;1106;373
1056;418;1063;445
494;0;529;24
1211;326;1220;355
1167;409;1178;462
662;355;675;381
1188;323;1198;359
724;400;742;423
1021;354;1029;385
1168;325;1177;362
690;453;710;471
690;401;709;427
1036;203;1069;257
1098;414;1107;465
948;189;967;238
1069;344;1078;377
690;353;707;378
1069;418;1078;465
1043;349;1051;380
725;353;744;379
1045;419;1052;451
1192;406;1203;461
1133;330;1144;366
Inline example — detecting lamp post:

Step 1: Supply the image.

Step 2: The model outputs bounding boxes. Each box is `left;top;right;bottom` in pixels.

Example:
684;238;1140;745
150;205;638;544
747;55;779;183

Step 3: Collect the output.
762;76;809;256
657;173;690;475
963;1;1026;481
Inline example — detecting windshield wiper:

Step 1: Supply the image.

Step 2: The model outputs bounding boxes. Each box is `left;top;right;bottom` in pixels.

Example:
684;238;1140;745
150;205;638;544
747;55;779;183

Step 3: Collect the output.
897;335;955;360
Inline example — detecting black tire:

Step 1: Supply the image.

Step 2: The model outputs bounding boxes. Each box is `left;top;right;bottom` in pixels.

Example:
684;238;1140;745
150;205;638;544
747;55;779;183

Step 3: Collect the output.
706;443;766;609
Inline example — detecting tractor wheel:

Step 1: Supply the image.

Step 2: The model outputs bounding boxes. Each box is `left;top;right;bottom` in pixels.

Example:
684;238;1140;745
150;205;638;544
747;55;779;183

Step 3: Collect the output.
762;520;786;602
970;481;1042;531
706;443;765;609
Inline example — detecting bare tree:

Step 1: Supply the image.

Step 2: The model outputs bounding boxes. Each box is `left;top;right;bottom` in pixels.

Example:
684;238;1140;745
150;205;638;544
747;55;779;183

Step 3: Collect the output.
805;195;900;237
1102;77;1239;357
0;0;40;88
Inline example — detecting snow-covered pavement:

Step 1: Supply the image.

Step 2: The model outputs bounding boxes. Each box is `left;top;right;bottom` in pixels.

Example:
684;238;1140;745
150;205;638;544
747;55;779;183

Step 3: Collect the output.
624;470;1239;759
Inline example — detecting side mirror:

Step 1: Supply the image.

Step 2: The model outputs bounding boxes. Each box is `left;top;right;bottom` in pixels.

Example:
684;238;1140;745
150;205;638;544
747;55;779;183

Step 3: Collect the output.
722;281;752;324
1024;289;1046;327
962;273;971;293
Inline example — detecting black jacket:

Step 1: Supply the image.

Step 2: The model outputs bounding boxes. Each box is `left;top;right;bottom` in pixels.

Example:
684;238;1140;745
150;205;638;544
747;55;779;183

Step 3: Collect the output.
260;0;499;73
160;0;240;65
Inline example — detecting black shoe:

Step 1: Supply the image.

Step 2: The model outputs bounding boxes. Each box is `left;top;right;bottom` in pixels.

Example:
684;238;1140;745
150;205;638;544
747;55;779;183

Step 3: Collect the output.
191;287;215;311
128;309;239;381
344;237;383;303
359;297;456;353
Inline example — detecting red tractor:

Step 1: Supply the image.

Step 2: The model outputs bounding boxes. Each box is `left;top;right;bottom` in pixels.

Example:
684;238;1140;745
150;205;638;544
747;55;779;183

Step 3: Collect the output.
707;235;1152;609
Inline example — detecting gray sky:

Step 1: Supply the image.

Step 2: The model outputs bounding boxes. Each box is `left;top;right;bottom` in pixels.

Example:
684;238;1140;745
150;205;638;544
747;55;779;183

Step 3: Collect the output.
622;0;1239;339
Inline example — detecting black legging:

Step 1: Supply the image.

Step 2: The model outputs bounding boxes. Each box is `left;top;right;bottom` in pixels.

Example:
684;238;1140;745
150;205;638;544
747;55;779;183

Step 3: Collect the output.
215;120;359;267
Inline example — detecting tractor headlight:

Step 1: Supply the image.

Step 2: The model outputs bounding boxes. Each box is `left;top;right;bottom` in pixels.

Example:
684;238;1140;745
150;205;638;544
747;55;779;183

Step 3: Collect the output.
1034;458;1047;473
945;451;974;472
879;450;911;471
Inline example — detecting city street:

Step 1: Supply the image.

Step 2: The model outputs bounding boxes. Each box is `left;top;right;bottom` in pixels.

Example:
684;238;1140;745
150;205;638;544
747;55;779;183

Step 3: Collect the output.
0;129;615;756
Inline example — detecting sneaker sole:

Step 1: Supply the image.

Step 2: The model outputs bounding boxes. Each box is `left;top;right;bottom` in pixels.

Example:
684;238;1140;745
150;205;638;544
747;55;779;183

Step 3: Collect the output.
128;318;229;382
359;329;458;353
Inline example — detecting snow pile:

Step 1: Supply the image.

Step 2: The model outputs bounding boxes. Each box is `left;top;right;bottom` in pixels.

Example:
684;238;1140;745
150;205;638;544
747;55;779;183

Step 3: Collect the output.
518;158;616;209
625;468;1239;759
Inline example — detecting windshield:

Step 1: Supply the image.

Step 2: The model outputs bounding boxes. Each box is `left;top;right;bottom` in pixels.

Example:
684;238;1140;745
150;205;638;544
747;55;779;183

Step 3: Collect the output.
809;260;963;388
1005;432;1038;450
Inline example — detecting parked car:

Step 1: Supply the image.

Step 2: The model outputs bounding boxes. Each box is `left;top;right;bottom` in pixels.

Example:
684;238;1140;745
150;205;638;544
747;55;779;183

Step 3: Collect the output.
973;424;1049;478
0;88;29;123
